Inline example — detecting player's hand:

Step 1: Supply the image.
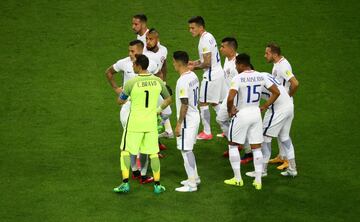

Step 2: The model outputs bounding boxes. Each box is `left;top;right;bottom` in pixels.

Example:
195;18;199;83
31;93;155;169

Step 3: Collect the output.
115;87;123;95
228;106;238;117
175;123;181;137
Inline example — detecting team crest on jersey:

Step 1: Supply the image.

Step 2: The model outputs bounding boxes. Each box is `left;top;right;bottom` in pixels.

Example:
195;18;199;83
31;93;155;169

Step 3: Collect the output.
286;70;292;77
230;81;235;87
180;88;185;96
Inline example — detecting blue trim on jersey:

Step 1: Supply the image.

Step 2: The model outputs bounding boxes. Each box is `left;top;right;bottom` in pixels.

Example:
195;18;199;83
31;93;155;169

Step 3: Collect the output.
263;105;275;136
283;79;286;86
262;92;271;97
204;81;208;103
229;117;235;142
181;128;185;150
184;117;187;129
119;92;129;101
208;67;212;81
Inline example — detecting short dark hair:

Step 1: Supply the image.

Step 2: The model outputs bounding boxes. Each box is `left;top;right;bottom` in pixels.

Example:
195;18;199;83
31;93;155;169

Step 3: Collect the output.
222;37;238;50
133;14;147;23
134;54;149;70
266;42;281;55
148;28;159;36
188;16;205;27
173;51;189;65
236;53;251;66
129;39;144;49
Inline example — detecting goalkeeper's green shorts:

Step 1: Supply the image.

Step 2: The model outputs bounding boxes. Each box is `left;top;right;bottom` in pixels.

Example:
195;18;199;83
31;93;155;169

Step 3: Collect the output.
120;130;159;155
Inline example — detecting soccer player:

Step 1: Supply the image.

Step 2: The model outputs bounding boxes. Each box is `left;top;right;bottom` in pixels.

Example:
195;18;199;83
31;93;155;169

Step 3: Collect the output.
173;51;201;192
188;16;224;140
105;40;157;184
132;14;149;46
264;43;299;170
246;73;298;178
113;54;172;194
225;53;279;190
216;37;254;163
144;28;174;140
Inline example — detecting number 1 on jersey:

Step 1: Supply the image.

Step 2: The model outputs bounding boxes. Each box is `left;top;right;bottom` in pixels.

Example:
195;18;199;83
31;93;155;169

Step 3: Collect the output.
144;90;149;108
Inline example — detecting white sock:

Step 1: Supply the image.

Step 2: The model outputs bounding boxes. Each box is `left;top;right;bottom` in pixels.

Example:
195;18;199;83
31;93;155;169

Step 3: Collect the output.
216;119;229;136
281;138;297;171
130;154;138;171
164;118;173;134
252;148;263;184
262;136;272;173
200;106;211;134
181;151;197;186
228;145;242;181
278;138;286;159
213;104;220;115
140;154;149;176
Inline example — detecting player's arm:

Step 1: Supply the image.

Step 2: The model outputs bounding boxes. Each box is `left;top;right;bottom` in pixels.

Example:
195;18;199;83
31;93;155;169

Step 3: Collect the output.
260;84;280;112
105;65;122;94
117;80;132;105
117;88;127;105
288;76;299;97
191;52;211;70
160;59;167;81
157;80;172;113
227;89;238;117
175;98;188;137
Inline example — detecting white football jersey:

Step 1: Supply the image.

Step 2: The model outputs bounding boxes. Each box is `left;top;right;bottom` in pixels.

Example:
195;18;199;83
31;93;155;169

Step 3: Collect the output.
198;31;223;80
272;57;294;93
230;70;274;111
143;44;167;74
112;56;157;85
223;55;238;93
261;72;293;112
136;29;149;47
176;71;200;128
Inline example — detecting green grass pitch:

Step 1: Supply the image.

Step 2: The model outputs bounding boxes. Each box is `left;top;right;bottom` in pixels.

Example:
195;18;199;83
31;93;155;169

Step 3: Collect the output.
0;0;359;221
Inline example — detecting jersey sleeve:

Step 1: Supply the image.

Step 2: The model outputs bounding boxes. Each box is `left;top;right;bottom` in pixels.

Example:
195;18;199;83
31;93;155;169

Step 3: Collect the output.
122;79;134;98
147;59;159;74
159;79;170;98
278;64;294;81
230;76;240;91
113;58;126;72
264;75;275;89
199;36;211;54
177;79;189;99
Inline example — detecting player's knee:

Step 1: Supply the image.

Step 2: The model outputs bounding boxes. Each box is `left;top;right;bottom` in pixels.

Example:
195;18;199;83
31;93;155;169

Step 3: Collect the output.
149;154;158;159
263;136;272;143
279;135;290;143
121;151;130;156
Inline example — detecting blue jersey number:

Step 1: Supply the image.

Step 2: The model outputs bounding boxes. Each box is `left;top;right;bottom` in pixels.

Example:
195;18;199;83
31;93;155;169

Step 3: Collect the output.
216;52;220;63
246;85;261;103
193;87;199;106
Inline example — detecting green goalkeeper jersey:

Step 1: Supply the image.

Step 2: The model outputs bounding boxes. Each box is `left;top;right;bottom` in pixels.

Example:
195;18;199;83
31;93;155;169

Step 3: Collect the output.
121;73;170;132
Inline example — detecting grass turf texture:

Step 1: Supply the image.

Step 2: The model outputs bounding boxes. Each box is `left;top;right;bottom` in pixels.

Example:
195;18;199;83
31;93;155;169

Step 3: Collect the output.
0;0;359;221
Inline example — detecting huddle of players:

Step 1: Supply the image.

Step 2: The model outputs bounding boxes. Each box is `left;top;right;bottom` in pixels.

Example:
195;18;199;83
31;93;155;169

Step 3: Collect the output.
106;14;299;194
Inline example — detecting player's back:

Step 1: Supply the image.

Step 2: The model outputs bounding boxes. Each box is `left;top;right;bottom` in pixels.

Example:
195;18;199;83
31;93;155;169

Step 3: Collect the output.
124;74;165;132
176;71;200;127
232;70;272;113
